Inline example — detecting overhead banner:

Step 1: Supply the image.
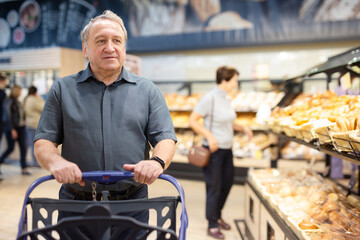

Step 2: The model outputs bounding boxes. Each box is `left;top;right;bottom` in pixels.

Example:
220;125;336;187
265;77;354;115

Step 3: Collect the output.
1;0;360;53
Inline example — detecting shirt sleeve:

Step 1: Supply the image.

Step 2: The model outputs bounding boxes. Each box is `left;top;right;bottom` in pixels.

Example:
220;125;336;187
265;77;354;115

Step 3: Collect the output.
194;93;212;118
146;85;177;147
34;81;63;144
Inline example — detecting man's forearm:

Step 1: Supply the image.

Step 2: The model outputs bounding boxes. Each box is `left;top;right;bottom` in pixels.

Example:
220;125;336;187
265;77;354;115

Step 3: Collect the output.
151;139;176;169
34;139;63;171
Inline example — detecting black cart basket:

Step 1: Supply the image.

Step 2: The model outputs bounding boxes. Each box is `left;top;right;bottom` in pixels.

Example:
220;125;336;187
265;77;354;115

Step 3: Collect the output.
17;171;188;240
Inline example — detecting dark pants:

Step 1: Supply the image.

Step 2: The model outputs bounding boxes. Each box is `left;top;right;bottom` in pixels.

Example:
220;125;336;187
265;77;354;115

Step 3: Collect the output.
58;184;149;238
203;148;234;228
0;126;27;169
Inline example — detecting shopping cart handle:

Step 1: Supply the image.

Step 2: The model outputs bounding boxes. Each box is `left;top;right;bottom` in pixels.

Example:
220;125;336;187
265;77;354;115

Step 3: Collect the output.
82;171;135;184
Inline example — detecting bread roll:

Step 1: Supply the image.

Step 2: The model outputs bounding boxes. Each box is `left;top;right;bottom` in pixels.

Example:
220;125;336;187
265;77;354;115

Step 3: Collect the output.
298;219;318;230
311;210;329;223
323;201;341;213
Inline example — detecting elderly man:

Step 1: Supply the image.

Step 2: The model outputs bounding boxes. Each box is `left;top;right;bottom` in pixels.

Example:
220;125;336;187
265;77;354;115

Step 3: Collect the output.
34;10;176;224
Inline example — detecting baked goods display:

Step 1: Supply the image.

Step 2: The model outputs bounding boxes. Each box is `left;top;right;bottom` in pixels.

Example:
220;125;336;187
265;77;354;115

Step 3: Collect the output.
233;132;274;158
232;91;284;112
164;93;203;111
281;142;325;161
249;168;360;239
165;91;284;112
267;90;360;152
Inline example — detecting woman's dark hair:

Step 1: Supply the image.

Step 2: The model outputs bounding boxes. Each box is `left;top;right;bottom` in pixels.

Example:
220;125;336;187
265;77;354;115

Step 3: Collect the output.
28;86;37;95
0;74;6;82
216;66;239;84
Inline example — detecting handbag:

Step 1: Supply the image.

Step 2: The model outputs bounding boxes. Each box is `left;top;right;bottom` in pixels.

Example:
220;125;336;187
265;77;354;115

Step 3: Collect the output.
187;96;214;167
187;145;210;167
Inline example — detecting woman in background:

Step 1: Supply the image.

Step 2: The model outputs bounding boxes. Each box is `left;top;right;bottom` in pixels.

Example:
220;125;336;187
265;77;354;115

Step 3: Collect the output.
189;66;253;239
24;86;44;168
0;85;29;175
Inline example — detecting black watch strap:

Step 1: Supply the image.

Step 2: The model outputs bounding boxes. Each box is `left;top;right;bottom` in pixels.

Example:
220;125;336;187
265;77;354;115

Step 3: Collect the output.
150;156;165;169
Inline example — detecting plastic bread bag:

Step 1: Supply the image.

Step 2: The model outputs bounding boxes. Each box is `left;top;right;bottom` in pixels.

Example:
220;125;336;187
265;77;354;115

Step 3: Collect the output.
306;184;360;239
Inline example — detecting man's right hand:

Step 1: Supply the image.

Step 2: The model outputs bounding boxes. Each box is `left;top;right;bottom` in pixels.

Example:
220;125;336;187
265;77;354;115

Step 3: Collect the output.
34;139;85;186
50;160;85;186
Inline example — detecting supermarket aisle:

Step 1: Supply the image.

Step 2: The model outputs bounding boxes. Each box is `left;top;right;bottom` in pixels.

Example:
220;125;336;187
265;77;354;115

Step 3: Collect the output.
0;162;245;240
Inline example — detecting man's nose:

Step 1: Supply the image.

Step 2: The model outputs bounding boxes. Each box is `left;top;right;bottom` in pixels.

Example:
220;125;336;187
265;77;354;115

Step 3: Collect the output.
104;41;115;52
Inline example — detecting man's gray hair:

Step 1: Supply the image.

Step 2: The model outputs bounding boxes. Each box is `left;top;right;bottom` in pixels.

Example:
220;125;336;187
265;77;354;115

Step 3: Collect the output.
81;10;128;44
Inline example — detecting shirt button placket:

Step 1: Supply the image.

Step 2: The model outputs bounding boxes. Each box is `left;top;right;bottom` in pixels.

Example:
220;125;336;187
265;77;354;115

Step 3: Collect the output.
102;86;112;170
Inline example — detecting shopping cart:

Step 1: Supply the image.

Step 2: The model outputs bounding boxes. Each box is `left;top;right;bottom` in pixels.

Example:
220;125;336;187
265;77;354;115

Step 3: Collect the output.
16;171;188;240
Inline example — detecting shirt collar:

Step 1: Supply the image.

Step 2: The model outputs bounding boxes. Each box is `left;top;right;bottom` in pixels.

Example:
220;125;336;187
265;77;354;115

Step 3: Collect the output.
213;86;227;97
77;64;138;84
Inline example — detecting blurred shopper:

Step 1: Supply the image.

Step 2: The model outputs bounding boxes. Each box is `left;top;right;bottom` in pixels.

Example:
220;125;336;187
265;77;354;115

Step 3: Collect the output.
0;75;7;180
34;10;176;234
0;85;29;175
24;86;44;168
189;66;253;239
0;75;7;145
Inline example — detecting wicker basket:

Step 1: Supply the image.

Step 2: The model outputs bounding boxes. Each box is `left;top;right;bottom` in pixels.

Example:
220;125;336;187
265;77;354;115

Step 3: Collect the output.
297;121;317;142
279;117;296;137
331;130;358;152
348;130;360;152
313;123;335;145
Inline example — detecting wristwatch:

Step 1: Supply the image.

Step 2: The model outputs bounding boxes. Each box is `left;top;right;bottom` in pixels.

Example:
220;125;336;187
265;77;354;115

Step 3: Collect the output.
150;156;165;169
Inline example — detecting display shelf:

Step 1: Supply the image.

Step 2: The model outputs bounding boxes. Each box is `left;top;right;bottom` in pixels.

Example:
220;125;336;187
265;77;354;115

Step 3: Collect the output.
168;154;269;184
168;108;192;112
271;131;360;166
172;153;270;169
170;108;260;114
271;131;360;196
239;180;301;240
307;46;360;78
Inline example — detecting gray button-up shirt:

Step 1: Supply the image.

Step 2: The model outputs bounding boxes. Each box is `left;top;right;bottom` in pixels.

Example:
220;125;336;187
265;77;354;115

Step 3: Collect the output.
35;65;177;191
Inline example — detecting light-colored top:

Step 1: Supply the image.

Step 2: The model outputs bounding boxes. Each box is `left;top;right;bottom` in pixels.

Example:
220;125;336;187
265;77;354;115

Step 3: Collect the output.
24;95;45;129
194;86;236;149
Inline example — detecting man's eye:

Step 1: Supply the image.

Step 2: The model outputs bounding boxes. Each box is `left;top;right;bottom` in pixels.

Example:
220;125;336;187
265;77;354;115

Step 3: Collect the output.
97;39;105;44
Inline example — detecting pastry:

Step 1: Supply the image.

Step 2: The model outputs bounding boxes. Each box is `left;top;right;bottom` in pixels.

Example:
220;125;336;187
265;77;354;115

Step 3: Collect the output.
311;210;329;223
323;201;341;213
298;219;318;230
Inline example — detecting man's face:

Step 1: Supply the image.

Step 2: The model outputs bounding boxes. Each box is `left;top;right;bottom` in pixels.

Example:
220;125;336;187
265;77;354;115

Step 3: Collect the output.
82;19;126;76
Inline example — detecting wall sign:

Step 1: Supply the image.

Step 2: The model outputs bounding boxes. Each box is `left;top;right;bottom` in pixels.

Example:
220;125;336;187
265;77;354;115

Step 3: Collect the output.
1;0;360;53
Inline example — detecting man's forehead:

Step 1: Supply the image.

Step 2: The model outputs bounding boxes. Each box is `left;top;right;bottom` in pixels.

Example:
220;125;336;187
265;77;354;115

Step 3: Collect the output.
90;19;124;36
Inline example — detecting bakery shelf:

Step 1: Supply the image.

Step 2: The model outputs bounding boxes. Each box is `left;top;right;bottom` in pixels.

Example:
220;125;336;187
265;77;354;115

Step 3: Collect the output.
241;180;301;240
169;108;193;112
271;131;360;165
307;46;360;78
271;131;360;196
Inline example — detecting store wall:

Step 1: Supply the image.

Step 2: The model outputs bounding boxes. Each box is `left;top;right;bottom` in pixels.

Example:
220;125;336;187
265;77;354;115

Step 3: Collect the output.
59;48;86;78
136;41;360;93
0;47;85;96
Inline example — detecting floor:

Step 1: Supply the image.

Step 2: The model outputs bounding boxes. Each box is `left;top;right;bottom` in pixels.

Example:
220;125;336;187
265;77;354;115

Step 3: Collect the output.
0;160;245;240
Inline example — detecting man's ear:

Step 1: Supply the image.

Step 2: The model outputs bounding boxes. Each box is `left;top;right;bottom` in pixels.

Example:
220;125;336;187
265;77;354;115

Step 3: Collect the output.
82;42;88;58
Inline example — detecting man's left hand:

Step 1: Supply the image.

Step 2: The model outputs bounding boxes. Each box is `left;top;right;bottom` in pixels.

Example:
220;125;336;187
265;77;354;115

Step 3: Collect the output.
123;160;163;185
